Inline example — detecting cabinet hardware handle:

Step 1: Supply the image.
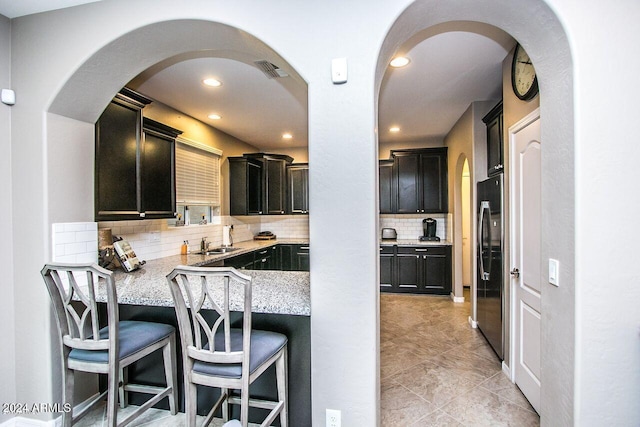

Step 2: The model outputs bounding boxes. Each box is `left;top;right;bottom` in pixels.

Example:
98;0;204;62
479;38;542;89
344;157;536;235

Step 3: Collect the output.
259;250;268;255
140;212;146;217
416;248;429;252
262;259;267;263
300;246;310;250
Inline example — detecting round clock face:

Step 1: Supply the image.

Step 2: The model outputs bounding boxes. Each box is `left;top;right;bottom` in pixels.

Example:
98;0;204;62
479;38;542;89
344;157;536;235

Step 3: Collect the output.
511;44;539;100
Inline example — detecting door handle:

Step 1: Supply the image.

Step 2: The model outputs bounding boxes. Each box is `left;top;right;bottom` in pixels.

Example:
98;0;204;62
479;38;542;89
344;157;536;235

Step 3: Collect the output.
510;268;520;278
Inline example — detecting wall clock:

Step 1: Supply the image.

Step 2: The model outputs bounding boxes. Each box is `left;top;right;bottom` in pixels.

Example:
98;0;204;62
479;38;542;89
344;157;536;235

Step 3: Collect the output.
511;44;539;101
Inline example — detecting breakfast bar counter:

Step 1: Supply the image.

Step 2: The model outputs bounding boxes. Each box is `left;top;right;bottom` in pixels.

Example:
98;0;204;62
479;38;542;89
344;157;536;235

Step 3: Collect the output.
110;254;310;316
99;243;311;425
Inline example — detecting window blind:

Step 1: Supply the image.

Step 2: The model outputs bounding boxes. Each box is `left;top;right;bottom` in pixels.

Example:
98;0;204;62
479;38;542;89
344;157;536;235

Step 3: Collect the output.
175;137;222;206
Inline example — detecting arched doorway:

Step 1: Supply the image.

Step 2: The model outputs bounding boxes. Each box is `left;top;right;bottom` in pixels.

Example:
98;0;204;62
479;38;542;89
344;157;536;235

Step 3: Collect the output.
374;0;574;423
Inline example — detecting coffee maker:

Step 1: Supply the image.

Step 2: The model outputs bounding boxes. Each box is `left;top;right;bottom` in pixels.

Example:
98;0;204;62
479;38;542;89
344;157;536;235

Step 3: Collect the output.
419;218;440;241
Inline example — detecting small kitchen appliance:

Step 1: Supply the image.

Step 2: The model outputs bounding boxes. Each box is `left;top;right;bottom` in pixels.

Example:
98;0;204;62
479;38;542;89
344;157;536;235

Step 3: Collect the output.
419;218;440;241
381;228;397;240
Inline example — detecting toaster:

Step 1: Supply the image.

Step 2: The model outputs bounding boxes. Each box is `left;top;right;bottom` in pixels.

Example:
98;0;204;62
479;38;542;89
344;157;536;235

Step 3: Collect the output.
381;228;397;240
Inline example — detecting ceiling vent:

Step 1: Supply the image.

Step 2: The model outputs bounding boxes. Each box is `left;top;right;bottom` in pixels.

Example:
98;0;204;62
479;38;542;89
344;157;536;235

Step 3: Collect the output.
254;60;289;79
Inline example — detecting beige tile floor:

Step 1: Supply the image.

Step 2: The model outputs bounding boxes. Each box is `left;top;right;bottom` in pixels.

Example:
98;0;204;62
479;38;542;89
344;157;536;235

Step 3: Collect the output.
380;291;540;426
74;290;539;426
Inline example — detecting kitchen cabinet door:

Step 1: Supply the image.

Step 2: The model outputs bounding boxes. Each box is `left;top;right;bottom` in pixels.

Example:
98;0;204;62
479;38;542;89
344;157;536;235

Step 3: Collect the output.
295;245;310;271
483;101;504;176
229;157;263;215
420;246;452;294
394;153;421;213
95;89;180;221
265;156;288;215
95;99;141;219
396;249;421;292
140;121;178;218
379;245;395;291
379;160;394;214
420;151;448;213
288;164;309;214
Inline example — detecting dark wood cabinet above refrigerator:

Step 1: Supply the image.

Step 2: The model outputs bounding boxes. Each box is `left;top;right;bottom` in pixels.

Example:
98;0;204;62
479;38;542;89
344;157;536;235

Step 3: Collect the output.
483;100;504;176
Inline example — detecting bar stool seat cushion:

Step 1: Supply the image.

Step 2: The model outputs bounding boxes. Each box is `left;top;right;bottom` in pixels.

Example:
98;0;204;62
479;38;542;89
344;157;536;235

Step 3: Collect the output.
69;320;175;363
193;329;287;379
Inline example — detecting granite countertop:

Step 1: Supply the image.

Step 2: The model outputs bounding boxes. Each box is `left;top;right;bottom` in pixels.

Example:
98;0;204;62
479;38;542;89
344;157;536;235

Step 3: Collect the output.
107;238;310;316
379;239;452;246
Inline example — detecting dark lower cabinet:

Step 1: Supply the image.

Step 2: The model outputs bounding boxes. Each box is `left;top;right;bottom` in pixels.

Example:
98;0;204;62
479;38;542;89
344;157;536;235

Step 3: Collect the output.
381;245;451;295
379;245;394;289
222;244;309;272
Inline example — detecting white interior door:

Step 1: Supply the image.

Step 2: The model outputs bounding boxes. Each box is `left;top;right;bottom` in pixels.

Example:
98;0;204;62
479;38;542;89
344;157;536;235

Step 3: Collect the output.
510;110;541;413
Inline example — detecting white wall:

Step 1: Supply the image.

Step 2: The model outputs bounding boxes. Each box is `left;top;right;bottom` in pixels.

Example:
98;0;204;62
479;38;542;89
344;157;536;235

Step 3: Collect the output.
6;1;640;426
0;13;16;426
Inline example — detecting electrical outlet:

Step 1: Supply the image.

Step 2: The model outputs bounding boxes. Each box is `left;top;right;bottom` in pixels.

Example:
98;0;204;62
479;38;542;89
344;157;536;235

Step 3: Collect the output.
326;409;341;427
149;231;160;243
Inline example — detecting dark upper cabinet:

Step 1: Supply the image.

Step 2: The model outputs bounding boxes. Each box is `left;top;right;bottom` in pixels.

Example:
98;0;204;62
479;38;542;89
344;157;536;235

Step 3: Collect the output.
384;148;448;214
229;157;263;215
264;155;288;214
141;119;180;218
229;153;292;216
483;101;504;176
95;89;181;221
379;160;394;214
287;164;309;214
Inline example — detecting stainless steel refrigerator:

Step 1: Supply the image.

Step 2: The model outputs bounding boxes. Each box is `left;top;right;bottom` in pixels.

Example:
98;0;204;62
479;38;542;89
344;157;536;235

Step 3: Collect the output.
477;175;504;360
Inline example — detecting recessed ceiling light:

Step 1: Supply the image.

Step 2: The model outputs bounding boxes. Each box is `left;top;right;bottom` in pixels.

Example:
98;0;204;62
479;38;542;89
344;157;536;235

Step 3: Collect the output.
203;78;222;87
390;56;410;68
208;114;221;120
282;133;293;140
389;126;401;133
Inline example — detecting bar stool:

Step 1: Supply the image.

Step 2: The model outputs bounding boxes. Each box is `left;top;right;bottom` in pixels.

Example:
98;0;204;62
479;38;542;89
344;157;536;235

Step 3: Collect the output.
167;266;288;427
41;263;178;427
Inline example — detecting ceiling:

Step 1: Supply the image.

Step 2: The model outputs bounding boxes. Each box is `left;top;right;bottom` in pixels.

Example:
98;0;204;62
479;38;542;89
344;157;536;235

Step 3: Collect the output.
1;3;515;151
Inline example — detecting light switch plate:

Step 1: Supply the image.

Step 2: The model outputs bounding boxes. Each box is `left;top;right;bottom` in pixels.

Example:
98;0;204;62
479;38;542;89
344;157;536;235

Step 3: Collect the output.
331;58;347;84
548;258;559;286
1;89;15;105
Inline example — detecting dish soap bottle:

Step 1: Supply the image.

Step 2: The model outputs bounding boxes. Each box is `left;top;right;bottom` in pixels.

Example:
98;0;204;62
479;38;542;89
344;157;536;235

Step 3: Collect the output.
181;240;189;255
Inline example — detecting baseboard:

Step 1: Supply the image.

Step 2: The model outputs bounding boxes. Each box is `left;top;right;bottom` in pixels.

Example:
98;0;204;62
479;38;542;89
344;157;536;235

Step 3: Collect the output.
502;361;512;380
468;316;477;328
451;294;465;303
0;417;59;427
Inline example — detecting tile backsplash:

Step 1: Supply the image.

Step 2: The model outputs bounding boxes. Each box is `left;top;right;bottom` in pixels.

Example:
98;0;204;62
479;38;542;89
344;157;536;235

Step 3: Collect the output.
98;215;310;261
379;214;450;241
52;222;98;263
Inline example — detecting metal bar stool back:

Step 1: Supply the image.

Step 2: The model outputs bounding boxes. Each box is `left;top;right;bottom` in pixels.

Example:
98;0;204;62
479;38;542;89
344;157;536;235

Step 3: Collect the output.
41;263;177;427
167;266;287;427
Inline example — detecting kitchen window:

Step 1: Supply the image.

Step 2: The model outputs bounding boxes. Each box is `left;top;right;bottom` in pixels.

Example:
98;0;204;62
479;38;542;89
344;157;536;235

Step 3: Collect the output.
174;136;222;225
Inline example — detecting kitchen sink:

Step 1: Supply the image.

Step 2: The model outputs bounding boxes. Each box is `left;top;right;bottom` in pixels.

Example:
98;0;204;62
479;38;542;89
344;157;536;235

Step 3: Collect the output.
198;247;239;255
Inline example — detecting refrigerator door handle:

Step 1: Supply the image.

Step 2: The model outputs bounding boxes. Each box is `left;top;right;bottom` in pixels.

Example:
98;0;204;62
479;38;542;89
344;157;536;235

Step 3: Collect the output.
478;201;491;281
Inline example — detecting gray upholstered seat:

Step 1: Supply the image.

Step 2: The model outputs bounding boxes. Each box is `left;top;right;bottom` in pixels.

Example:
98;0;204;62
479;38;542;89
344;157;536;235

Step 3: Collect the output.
41;263;178;427
193;329;287;379
69;320;175;363
167;265;288;427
